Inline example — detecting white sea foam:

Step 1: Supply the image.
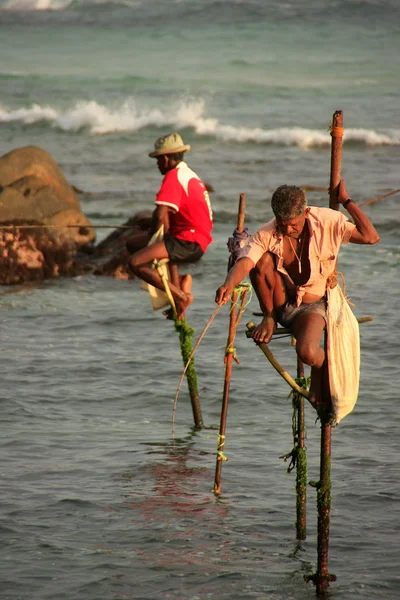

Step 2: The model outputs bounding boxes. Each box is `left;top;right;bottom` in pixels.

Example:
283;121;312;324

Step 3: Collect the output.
0;0;144;9
57;100;167;134
1;0;72;9
0;99;399;148
0;103;58;124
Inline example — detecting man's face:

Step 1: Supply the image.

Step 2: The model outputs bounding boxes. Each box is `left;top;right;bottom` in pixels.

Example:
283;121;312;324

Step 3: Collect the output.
156;155;168;175
276;211;308;238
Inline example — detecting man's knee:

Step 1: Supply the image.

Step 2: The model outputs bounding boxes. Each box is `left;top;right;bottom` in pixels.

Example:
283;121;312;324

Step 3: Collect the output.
297;343;317;366
128;254;142;275
249;252;276;282
296;341;324;368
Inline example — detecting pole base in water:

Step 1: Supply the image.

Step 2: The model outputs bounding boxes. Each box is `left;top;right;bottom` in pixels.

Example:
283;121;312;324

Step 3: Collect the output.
304;572;337;594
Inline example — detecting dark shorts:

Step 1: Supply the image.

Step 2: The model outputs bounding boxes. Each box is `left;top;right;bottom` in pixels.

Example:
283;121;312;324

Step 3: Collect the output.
278;298;327;328
164;233;204;264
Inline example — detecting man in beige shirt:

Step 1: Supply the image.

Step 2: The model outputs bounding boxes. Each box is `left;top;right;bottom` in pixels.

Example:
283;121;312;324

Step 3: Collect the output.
215;180;379;409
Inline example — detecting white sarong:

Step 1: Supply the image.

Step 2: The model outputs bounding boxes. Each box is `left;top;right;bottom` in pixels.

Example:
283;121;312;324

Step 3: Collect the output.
326;284;360;424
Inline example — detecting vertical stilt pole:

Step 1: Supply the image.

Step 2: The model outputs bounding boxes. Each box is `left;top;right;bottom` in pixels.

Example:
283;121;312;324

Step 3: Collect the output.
306;110;343;592
306;415;336;592
315;110;344;588
214;291;238;495
175;316;203;429
214;193;247;495
168;263;203;429
329;110;344;210
315;420;336;594
295;356;307;541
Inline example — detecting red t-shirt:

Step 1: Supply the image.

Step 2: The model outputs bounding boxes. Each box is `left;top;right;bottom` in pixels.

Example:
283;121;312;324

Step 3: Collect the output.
155;161;213;252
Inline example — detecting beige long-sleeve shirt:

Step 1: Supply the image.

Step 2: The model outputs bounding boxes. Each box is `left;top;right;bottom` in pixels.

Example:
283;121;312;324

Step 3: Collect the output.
243;207;355;305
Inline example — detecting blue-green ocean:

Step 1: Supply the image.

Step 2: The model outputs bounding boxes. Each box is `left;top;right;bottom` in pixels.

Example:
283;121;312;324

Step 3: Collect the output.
1;1;399;599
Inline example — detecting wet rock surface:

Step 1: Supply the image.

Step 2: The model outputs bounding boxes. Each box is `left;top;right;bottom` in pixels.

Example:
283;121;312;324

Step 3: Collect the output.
0;146;151;285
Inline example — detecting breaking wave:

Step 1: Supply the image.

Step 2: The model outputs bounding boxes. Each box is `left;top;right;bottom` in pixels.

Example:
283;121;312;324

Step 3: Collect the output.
0;98;399;148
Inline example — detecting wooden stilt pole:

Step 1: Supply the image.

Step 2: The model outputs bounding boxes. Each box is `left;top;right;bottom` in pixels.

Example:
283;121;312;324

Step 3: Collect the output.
295;356;307;541
214;193;246;495
159;261;203;429
175;316;203;429
329;110;344;210
317;420;336;590
246;323;308;537
306;110;343;593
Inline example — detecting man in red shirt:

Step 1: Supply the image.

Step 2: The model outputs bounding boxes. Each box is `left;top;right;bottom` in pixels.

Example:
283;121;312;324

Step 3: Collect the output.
128;133;213;320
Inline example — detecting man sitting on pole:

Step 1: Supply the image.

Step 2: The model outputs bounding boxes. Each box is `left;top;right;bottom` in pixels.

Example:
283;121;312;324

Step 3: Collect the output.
215;181;379;409
128;132;213;320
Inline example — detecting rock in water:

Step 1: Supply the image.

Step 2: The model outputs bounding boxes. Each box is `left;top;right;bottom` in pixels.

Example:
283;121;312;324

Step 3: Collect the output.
0;146;96;284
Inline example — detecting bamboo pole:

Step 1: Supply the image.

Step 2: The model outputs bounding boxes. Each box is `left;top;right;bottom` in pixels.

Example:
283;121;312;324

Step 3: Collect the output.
0;224;133;229
359;188;400;207
245;322;309;398
214;193;246;495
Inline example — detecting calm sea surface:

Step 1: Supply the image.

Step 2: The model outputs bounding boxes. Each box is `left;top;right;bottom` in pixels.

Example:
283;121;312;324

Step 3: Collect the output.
1;1;399;598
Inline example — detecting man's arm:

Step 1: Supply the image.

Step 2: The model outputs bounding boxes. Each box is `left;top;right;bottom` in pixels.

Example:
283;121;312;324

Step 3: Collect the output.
337;179;380;245
215;257;255;304
150;204;172;236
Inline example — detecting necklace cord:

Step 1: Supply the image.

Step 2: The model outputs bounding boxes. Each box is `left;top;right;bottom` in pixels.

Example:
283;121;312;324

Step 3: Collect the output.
288;236;305;273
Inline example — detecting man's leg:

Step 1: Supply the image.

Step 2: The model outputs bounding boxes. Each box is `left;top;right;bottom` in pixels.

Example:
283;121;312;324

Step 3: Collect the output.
129;241;193;319
291;312;327;409
162;264;193;319
249;252;287;344
126;230;150;253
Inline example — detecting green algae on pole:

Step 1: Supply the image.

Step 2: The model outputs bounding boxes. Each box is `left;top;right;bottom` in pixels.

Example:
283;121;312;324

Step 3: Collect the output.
156;260;203;430
304;422;337;592
294;356;307;541
174;316;203;429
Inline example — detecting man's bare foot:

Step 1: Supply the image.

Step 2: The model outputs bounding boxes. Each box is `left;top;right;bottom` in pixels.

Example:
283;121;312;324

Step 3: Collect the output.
307;365;324;413
250;315;276;344
162;274;193;320
307;389;321;410
308;361;333;406
308;373;334;422
175;293;194;321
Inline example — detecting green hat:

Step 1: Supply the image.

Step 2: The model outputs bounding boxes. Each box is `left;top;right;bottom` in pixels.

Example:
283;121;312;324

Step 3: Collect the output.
148;132;191;158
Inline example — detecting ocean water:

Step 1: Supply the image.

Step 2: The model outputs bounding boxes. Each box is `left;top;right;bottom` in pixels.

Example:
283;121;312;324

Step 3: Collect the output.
1;1;400;599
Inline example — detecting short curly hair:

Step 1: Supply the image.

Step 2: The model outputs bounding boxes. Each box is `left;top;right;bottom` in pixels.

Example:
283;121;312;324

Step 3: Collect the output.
271;185;307;220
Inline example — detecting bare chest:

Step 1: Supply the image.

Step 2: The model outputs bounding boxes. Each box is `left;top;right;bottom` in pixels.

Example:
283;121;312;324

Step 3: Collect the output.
282;235;311;285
